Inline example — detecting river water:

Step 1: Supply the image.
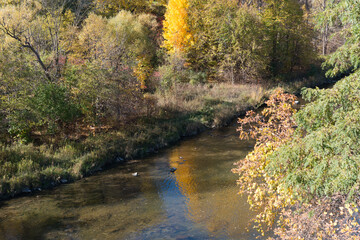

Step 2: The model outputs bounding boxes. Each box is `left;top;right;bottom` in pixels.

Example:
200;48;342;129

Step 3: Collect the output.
0;121;264;240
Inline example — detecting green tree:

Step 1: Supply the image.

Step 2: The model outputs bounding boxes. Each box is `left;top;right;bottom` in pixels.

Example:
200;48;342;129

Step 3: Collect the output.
187;0;267;83
319;0;360;76
210;1;266;83
75;11;158;122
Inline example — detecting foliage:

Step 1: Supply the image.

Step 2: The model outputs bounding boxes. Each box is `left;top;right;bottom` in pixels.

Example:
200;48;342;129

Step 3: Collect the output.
158;52;207;88
234;71;360;238
0;1;159;141
77;11;158;90
6;83;80;141
319;0;360;76
183;0;316;82
233;89;297;234
262;0;316;77
273;194;360;239
271;71;360;238
271;72;360;200
30;83;81;131
188;0;267;83
94;0;167;17
162;0;193;53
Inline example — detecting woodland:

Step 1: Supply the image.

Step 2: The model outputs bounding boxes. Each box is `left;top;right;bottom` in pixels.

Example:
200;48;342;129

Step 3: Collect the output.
0;0;360;239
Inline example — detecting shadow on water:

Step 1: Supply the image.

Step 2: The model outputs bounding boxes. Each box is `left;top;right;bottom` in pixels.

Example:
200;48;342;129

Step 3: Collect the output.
0;122;264;240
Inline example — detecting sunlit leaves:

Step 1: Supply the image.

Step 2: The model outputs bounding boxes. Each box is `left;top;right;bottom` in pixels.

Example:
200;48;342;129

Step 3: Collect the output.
163;0;193;53
238;72;360;238
318;0;360;76
276;72;360;198
193;1;266;82
233;89;298;232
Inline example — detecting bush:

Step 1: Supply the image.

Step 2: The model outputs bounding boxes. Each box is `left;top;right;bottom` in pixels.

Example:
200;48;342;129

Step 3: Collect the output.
234;72;360;238
7;109;35;143
7;83;81;141
30;83;81;130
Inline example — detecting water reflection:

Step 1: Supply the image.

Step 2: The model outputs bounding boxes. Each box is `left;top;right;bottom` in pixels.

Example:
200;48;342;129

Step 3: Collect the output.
0;123;262;240
169;130;257;239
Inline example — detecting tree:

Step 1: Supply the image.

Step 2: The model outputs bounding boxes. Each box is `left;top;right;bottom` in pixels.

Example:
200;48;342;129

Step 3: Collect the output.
185;0;268;83
313;0;330;55
0;2;53;81
233;89;298;234
318;0;360;76
262;0;315;77
182;0;316;82
267;72;360;239
233;55;360;239
0;0;93;140
93;0;167;17
75;11;158;122
206;1;267;83
0;0;89;81
162;0;194;53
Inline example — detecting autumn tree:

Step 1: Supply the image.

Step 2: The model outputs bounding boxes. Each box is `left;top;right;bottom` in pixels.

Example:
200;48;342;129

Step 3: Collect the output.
0;0;85;140
233;89;298;234
270;71;360;239
233;52;360;239
0;1;53;81
163;0;194;53
75;11;158;122
172;0;316;83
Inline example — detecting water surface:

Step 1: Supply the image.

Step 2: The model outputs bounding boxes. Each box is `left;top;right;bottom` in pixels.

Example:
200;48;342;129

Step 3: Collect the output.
0;122;263;240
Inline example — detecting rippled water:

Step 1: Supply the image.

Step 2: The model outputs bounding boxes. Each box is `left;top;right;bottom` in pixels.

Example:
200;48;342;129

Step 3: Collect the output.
0;122;264;240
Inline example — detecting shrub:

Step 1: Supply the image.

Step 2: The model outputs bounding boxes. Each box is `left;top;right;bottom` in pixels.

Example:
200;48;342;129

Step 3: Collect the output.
30;83;81;130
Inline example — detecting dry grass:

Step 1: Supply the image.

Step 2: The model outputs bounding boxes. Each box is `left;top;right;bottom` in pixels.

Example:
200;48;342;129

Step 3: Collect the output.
155;83;266;114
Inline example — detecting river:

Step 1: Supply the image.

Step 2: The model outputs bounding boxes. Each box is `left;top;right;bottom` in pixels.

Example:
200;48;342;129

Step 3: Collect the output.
0;119;267;240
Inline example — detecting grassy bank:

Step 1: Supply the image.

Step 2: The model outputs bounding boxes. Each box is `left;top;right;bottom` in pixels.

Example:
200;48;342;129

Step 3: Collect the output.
0;78;331;200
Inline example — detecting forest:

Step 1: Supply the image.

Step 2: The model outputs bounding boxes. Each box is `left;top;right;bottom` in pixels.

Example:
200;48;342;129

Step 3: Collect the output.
0;0;360;239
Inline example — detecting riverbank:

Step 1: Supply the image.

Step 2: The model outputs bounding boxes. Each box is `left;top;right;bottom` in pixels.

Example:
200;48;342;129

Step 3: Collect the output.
0;76;332;200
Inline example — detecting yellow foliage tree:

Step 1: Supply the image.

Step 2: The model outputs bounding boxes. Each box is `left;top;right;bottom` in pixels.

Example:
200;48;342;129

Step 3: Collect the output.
233;89;298;234
163;0;193;53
